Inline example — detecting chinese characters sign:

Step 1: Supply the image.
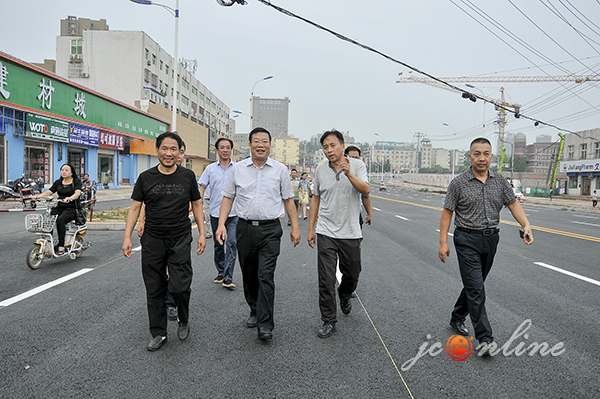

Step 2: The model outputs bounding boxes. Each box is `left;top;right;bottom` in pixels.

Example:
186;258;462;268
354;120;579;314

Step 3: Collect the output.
0;53;168;139
25;113;69;143
70;123;99;147
100;131;124;151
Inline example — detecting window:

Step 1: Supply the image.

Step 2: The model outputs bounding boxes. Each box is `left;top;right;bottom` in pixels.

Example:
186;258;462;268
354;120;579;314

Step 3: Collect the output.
595;142;600;159
160;60;163;71
569;176;578;188
581;143;587;159
152;54;156;65
70;39;83;55
181;95;189;106
567;145;574;160
165;64;169;75
145;48;149;59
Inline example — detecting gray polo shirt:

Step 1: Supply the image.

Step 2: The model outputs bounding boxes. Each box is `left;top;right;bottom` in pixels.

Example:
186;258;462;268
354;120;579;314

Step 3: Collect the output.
314;157;368;239
443;168;515;230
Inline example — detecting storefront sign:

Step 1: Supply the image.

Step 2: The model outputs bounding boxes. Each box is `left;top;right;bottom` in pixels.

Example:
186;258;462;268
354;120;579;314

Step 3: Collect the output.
25;113;69;143
69;123;99;147
560;159;600;173
100;131;124;151
0;53;169;140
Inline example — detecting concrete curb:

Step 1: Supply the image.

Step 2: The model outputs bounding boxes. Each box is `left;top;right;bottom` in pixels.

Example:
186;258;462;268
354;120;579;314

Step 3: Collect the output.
85;221;127;231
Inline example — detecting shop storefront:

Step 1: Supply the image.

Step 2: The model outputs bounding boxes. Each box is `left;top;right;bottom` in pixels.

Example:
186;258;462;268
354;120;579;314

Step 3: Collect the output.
0;52;169;186
561;159;600;196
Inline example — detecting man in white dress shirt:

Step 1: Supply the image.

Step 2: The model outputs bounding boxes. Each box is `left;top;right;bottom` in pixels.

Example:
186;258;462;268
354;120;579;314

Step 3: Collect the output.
216;127;301;341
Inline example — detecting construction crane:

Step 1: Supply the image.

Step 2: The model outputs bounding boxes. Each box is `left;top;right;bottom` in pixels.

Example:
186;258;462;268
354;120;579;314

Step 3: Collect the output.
397;74;600;173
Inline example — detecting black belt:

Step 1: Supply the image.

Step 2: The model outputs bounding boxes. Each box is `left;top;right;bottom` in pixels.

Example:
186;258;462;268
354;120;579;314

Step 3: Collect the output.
239;218;279;227
456;227;499;236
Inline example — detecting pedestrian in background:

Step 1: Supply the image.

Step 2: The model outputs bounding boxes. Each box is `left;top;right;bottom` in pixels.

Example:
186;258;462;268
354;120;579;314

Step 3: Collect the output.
216;127;301;341
122;132;206;351
288;168;300;226
308;130;370;339
593;190;597;208
438;137;534;353
344;145;372;227
198;137;238;290
298;172;310;220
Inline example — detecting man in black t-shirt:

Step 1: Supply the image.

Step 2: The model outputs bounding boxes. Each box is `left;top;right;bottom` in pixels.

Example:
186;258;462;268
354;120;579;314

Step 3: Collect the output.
122;132;206;351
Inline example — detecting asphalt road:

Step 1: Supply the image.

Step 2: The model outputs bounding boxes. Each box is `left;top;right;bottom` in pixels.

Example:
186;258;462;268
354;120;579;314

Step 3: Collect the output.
1;188;599;398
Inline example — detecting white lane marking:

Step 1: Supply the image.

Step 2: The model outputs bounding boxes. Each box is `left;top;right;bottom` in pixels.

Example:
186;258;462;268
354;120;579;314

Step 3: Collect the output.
395;215;409;221
436;229;453;237
572;220;600;228
0;268;94;308
422;199;430;202
132;246;142;252
534;262;600;287
373;207;381;211
573;214;599;220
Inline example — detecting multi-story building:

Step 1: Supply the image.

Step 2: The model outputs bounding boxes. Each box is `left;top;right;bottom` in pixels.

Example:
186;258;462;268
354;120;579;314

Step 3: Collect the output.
272;137;299;166
232;132;250;160
252;96;290;138
55;16;232;171
560;128;600;196
525;137;560;176
368;141;416;172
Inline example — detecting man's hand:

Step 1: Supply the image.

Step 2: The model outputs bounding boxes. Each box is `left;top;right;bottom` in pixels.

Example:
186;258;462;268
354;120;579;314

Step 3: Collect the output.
197;236;206;255
365;214;372;225
339;157;351;175
122;237;133;258
215;225;227;245
290;226;301;247
307;229;316;248
438;243;450;263
522;226;534;245
137;221;144;237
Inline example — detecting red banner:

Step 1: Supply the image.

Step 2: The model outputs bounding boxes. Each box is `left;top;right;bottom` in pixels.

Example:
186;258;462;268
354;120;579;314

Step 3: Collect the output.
99;131;124;151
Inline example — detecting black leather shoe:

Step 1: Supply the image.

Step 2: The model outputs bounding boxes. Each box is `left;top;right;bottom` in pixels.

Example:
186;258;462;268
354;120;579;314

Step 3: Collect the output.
177;323;189;340
257;327;272;341
340;298;352;315
167;306;178;321
246;316;257;328
147;335;167;351
449;320;469;336
318;323;336;338
477;339;494;357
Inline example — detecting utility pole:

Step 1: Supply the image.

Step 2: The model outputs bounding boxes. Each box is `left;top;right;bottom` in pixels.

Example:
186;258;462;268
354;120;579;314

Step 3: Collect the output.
413;132;425;171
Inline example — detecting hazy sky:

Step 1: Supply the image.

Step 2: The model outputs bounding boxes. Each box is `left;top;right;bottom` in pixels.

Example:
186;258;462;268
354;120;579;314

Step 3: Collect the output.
2;0;599;152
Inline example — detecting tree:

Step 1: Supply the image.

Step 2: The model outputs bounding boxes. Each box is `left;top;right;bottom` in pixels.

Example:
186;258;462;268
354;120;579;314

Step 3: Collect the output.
512;154;532;172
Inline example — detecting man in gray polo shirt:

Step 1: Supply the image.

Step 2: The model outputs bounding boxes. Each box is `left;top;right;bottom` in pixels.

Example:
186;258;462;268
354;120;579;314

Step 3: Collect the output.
308;129;370;339
439;137;533;352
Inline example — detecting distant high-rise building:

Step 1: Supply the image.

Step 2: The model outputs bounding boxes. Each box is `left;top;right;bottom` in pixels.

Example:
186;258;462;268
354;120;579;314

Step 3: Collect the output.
60;15;108;36
536;134;552;143
252;96;290;138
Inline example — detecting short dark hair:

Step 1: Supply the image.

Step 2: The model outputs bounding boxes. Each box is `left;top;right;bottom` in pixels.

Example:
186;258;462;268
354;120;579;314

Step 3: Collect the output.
215;137;234;150
470;137;491;150
180;139;186;151
344;145;361;156
301;172;307;177
320;129;345;146
249;127;271;143
291;168;297;172
156;132;183;149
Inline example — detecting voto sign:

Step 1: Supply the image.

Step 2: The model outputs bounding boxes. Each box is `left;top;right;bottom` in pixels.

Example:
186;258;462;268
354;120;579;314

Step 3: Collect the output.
26;113;69;143
0;52;168;139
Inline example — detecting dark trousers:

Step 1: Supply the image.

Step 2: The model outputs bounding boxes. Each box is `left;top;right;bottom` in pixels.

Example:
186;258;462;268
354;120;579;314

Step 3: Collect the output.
141;232;193;337
54;207;76;246
236;219;282;331
317;234;362;324
452;228;499;342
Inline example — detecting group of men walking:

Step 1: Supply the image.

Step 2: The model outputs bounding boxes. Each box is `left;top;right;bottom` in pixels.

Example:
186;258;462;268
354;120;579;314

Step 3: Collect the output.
122;130;534;355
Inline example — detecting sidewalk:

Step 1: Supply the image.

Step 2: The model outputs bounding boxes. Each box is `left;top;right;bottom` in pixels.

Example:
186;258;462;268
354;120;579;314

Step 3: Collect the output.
389;180;599;212
0;186;134;211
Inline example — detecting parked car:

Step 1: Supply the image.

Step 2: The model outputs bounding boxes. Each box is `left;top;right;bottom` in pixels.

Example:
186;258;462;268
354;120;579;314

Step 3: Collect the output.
513;187;524;202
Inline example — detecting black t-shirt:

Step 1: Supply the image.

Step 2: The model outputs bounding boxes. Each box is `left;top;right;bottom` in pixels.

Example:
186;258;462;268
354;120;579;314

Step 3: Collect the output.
49;178;83;209
132;165;201;238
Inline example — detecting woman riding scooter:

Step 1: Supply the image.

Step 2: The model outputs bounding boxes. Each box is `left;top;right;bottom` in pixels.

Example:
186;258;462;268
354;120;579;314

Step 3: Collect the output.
33;164;82;255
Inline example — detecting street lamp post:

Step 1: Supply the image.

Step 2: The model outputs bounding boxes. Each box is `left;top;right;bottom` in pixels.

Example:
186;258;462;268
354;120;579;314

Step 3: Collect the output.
131;0;180;132
250;76;273;130
443;123;456;177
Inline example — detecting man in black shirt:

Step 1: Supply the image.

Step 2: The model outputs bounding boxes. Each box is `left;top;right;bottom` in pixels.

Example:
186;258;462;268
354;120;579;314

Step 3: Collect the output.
122;132;206;351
